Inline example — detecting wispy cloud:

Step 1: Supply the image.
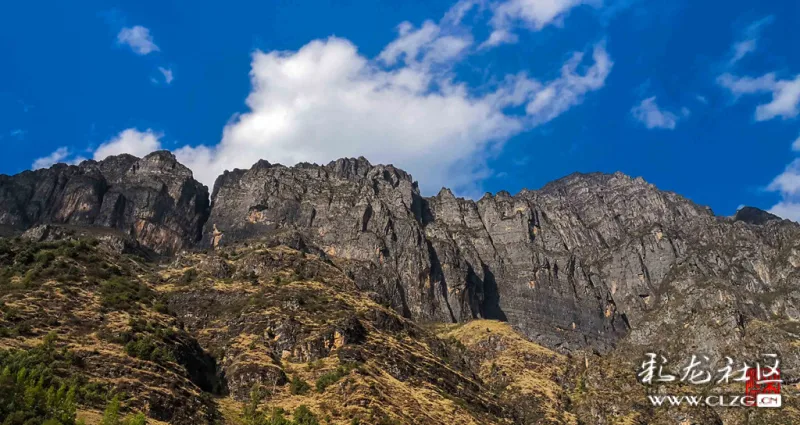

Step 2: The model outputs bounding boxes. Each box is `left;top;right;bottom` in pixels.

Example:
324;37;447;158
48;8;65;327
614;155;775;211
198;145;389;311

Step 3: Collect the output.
117;25;160;55
482;0;596;48
630;97;683;130
158;67;174;84
729;16;774;65
31;129;163;171
718;73;800;121
9;129;27;139
32;147;85;170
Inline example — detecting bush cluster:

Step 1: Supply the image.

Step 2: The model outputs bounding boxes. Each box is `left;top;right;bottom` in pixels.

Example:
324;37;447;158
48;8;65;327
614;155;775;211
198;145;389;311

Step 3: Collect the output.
314;363;357;393
0;334;103;424
243;398;319;425
288;375;310;395
99;276;156;311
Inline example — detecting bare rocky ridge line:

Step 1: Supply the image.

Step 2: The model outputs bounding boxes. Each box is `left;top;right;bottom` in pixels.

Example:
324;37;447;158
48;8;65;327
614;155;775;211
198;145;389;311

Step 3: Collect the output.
2;152;798;356
0;151;209;255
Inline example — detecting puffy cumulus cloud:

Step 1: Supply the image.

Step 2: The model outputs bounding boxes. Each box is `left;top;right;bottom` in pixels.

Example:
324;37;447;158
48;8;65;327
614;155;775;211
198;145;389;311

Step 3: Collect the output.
630;96;682;130
176;37;519;195
32;147;85;170
174;34;611;195
792;134;800;152
117;26;160;55
717;73;800;121
94;128;163;160
165;0;612;195
483;0;596;48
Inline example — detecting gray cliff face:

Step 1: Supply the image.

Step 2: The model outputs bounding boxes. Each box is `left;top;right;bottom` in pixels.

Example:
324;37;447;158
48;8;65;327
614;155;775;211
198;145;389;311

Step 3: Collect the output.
6;153;799;357
0;151;209;254
203;158;800;353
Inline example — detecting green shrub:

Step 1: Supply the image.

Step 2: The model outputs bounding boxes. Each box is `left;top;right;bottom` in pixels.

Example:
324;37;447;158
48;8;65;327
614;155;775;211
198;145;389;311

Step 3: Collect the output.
179;268;198;285
293;405;319;425
100;277;155;311
289;375;310;395
100;395;121;425
124;336;175;364
124;412;147;425
0;339;101;424
315;364;356;393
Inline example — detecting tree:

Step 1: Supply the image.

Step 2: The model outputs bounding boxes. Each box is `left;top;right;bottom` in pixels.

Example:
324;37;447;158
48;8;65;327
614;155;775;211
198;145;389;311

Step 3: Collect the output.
101;396;121;425
124;412;147;425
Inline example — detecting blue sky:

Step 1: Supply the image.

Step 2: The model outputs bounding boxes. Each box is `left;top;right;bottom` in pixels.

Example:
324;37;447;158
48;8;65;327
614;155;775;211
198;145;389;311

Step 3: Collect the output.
1;0;799;219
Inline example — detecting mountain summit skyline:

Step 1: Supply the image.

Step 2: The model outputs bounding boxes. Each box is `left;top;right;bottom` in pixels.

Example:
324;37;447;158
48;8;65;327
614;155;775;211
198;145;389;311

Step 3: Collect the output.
2;0;799;221
0;149;797;423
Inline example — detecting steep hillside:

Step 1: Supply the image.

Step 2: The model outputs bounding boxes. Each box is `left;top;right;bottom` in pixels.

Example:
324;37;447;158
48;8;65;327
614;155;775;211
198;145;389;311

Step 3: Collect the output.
0;231;579;425
2;153;800;425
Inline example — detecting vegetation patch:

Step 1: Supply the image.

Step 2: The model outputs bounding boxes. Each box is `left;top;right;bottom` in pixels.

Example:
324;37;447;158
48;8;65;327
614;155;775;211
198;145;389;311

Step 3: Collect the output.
99;276;157;311
0;333;110;425
315;363;358;393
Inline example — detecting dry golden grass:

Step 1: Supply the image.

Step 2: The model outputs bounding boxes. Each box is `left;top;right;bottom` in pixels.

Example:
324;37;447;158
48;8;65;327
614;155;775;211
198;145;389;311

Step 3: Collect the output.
439;320;578;425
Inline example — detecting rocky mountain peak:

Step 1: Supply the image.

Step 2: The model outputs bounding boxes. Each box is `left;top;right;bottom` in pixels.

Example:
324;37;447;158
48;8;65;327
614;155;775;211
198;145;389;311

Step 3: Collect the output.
734;205;782;225
3;152;798;360
0;152;209;254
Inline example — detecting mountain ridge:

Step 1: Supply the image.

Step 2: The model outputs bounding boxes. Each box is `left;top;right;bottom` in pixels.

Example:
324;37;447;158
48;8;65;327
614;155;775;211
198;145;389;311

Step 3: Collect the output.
1;152;796;354
2;151;799;424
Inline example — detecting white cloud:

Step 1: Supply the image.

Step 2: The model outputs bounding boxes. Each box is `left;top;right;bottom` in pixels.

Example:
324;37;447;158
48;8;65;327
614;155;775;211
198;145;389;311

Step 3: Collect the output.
9;129;26;139
33;147;70;169
173;35;611;195
717;73;800;121
485;0;595;47
765;133;800;222
523;44;612;124
32;129;163;170
32;147;85;170
117;26;160;55
378;13;474;72
729;16;773;65
630;96;681;130
768;159;800;196
94;129;163;160
158;67;174;84
717;72;777;95
756;76;800;121
730;40;756;65
480;29;518;48
32;2;609;195
767;202;800;222
767;159;800;221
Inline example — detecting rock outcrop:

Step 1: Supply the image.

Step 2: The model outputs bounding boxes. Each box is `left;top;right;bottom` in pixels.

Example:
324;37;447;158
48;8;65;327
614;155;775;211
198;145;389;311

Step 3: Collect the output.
7;153;799;358
203;158;800;356
0;151;209;254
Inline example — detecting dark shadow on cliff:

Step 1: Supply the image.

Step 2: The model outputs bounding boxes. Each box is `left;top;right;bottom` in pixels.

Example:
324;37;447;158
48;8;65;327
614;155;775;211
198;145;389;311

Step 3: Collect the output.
478;265;507;321
425;240;456;322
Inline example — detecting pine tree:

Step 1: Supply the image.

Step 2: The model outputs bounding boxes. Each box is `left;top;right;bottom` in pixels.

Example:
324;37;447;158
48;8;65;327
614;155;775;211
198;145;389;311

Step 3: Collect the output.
101;395;122;425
